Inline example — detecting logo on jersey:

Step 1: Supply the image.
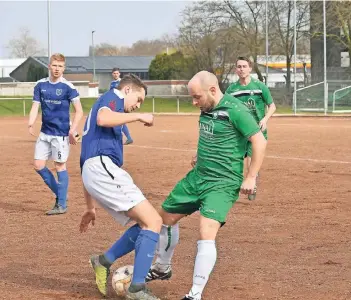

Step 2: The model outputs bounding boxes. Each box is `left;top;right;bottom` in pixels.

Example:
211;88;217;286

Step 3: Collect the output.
56;89;63;96
245;98;256;110
199;120;214;139
109;100;116;111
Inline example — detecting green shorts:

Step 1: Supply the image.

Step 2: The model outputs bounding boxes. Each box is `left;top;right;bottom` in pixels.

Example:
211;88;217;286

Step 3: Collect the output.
162;169;240;224
246;130;267;158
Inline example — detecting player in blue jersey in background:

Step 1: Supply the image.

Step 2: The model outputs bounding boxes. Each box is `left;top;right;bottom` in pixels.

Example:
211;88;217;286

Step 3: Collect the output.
79;74;162;300
28;53;83;215
110;67;134;145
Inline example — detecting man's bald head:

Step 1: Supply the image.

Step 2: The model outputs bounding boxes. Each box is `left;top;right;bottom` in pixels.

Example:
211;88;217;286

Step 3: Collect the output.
188;71;219;91
187;70;223;112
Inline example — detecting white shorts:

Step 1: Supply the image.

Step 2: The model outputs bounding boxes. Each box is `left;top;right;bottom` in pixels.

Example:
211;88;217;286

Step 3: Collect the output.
34;132;70;162
82;156;146;226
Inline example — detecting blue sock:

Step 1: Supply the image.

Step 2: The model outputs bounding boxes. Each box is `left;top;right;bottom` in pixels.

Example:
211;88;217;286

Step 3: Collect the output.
122;125;132;140
36;167;58;196
104;224;141;264
57;170;69;208
132;230;160;285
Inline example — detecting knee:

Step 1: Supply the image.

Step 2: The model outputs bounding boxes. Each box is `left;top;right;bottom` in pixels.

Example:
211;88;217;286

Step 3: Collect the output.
33;160;45;172
160;209;182;226
144;214;163;233
54;162;66;172
199;218;221;240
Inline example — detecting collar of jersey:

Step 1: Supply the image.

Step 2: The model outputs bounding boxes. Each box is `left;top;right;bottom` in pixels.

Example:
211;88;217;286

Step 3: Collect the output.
114;89;124;99
48;76;63;84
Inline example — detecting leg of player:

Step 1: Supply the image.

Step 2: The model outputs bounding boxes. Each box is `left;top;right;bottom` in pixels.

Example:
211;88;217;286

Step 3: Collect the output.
34;134;59;211
34;159;58;205
125;201;162;299
45;161;68;215
183;216;220;300
90;200;162;299
45;136;70;215
146;210;184;282
122;125;133;145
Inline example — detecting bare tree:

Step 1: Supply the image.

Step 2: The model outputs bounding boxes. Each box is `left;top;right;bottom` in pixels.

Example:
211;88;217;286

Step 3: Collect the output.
177;2;244;89
312;1;351;68
269;1;310;91
89;43;122;56
128;37;174;56
90;36;174;57
215;0;266;81
6;27;45;58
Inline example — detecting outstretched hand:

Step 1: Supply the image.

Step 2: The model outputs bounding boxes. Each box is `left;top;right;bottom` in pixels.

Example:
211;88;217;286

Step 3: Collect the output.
79;208;96;233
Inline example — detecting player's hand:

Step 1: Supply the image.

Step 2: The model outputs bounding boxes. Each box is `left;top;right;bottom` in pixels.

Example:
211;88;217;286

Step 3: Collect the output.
69;130;78;145
191;154;197;167
79;208;96;233
28;125;37;137
138;114;154;127
240;176;256;195
259;117;268;131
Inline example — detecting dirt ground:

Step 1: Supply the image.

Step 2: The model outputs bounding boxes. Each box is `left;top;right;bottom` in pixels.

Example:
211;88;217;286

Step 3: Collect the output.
0;115;350;300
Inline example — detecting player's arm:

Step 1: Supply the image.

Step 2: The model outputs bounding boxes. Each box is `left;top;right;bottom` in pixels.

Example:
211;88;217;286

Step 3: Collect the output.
247;132;267;179
241;131;267;195
97;108;153;127
80;185;96;233
67;84;83;144
28;83;41;136
191;154;197;167
259;84;276;131
70;99;83;136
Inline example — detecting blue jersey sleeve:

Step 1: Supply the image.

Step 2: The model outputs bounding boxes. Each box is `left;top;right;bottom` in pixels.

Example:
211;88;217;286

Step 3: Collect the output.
33;82;41;102
99;92;124;112
68;84;79;102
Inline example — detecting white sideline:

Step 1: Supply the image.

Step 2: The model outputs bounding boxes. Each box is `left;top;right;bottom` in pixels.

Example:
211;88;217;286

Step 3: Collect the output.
129;145;351;165
1;137;350;165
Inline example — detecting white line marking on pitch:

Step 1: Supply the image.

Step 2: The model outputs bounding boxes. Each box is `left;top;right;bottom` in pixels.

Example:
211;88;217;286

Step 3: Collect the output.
277;123;351;129
129;145;351;164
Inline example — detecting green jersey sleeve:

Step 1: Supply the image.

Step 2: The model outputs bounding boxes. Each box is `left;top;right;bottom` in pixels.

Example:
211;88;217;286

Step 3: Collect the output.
229;101;261;138
225;83;236;95
260;82;273;105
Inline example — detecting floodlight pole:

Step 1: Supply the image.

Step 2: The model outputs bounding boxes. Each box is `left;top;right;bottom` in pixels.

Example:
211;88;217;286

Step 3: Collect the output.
323;0;328;115
293;0;297;115
92;30;96;82
47;0;51;70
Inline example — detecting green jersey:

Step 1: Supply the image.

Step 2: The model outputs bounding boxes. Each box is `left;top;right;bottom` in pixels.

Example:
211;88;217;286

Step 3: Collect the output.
225;77;273;123
196;94;260;184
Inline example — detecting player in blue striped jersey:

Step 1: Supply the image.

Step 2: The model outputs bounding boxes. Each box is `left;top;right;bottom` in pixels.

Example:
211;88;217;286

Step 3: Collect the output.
79;74;162;300
28;53;83;215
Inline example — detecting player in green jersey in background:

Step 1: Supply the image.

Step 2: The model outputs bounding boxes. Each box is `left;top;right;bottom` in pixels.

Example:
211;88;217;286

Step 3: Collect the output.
226;56;276;200
145;71;267;300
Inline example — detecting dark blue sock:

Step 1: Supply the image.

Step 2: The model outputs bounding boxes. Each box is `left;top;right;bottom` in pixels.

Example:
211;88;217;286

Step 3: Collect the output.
57;170;69;208
122;125;132;140
132;230;160;284
104;224;141;264
36;167;58;196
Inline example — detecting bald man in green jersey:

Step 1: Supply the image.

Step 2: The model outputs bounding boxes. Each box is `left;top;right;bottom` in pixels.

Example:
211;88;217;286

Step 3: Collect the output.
146;71;267;300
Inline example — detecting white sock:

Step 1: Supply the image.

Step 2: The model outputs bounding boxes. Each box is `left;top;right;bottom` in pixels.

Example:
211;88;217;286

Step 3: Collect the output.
154;223;179;271
188;240;217;300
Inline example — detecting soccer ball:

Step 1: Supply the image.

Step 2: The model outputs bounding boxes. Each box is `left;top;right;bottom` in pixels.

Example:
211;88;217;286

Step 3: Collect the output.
111;265;134;296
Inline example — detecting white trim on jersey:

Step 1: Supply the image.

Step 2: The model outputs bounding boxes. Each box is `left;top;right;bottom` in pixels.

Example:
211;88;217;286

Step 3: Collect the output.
113;89;124;99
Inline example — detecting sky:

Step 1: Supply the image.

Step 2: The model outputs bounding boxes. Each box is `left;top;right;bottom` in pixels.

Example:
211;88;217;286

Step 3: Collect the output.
0;0;192;58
